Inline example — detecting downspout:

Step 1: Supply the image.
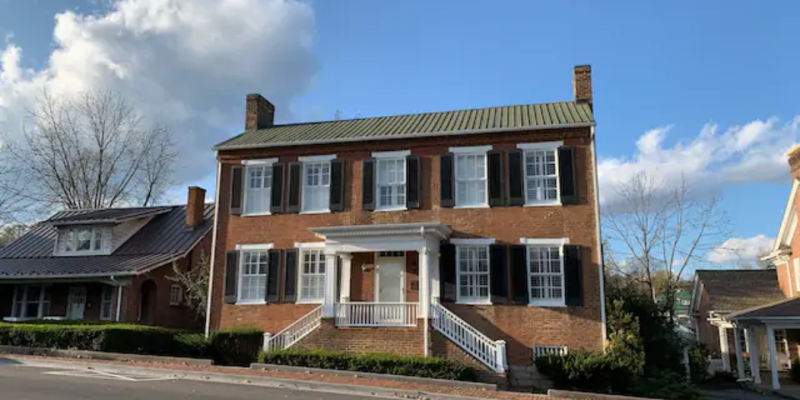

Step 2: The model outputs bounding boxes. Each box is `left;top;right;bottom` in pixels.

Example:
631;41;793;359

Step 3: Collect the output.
204;159;222;338
590;125;608;350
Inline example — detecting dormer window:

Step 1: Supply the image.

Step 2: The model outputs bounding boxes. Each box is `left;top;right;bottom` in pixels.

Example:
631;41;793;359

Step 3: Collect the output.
58;226;108;255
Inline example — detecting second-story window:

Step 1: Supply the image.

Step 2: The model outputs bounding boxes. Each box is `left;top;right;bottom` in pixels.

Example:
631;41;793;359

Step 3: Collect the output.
61;226;105;254
377;158;406;210
524;149;558;205
455;152;487;207
303;162;330;213
244;164;272;215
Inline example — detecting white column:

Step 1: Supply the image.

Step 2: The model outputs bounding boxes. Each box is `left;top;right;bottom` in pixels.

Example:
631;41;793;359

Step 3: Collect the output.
734;327;746;379
747;326;761;384
719;326;731;372
339;254;352;303
115;286;123;322
431;250;441;299
418;248;430;319
323;251;338;318
767;325;780;390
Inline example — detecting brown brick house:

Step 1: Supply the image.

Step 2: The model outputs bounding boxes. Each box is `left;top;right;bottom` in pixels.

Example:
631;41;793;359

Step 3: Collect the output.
206;65;606;383
0;187;212;331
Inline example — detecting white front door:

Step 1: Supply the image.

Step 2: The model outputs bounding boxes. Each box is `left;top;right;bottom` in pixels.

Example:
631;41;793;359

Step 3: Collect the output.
67;286;87;320
376;257;405;303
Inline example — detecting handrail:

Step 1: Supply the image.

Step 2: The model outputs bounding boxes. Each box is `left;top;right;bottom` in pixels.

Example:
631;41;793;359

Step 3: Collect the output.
263;305;324;352
430;298;507;373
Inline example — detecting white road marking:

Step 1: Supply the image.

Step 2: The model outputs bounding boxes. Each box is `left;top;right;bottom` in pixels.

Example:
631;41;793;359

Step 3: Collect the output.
43;369;173;382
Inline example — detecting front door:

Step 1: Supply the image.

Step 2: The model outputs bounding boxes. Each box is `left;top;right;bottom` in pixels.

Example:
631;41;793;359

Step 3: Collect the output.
376;254;405;324
67;286;87;320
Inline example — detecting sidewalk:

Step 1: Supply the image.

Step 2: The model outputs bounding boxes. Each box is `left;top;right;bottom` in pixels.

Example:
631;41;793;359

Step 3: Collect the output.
0;354;548;400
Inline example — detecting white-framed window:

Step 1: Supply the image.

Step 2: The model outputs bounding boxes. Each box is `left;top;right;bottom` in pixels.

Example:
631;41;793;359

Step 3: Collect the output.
377;158;406;210
527;245;565;306
298;249;326;303
59;226;106;254
453;149;488;208
243;161;273;215
100;286;114;320
456;246;490;304
11;285;51;319
238;249;269;304
169;284;183;306
524;149;559;205
776;329;789;356
302;161;331;213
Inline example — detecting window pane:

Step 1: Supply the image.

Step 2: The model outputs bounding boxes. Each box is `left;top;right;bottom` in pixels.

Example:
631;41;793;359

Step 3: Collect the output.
457;246;490;302
528;246;563;302
65;230;74;252
94;228;103;251
455;154;487;206
300;250;325;301
77;229;91;251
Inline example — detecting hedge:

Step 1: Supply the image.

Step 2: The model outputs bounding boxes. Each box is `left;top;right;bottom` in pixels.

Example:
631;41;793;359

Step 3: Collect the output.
259;349;477;381
209;328;263;366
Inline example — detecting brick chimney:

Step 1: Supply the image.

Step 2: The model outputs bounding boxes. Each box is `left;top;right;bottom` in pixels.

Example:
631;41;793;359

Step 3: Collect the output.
573;65;593;108
186;186;206;229
788;144;800;179
245;94;275;131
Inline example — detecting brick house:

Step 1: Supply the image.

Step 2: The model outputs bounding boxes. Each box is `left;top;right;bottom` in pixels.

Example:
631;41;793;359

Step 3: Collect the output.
0;187;212;330
689;145;800;390
206;65;606;384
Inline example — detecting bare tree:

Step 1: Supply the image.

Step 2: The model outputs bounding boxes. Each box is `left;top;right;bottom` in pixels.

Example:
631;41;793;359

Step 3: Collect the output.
167;251;210;320
603;172;730;302
7;89;177;209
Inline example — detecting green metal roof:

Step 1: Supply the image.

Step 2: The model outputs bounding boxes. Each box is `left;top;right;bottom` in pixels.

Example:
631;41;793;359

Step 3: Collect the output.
214;101;594;150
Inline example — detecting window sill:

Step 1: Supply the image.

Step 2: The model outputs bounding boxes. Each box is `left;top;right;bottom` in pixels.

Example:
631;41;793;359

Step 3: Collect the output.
374;207;407;213
300;210;331;215
456;300;492;306
242;212;272;217
236;301;267;306
296;299;324;304
528;302;567;308
524;202;562;207
453;204;490;209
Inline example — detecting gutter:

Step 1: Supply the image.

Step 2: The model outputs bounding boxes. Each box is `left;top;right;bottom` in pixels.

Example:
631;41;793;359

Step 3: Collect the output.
213;122;596;151
205;160;223;337
590;125;608;351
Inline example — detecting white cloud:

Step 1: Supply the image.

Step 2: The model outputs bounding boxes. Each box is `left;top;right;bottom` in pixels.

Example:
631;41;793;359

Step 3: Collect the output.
708;234;774;264
0;0;319;186
598;117;800;209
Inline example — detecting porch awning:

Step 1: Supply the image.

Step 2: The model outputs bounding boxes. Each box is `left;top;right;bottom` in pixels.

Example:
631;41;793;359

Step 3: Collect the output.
729;296;800;321
308;222;451;253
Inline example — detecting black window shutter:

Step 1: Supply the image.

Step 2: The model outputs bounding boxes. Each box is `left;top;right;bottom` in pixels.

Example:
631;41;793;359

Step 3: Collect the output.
282;249;298;302
224;250;239;304
406;155;421;209
509;245;529;304
330;159;345;212
488;150;504;206
266;250;280;302
362;158;376;211
230;166;244;215
270;163;285;213
490;244;508;303
559;147;578;205
440;244;456;302
564;245;584;306
440;154;455;208
507;150;524;206
286;162;302;213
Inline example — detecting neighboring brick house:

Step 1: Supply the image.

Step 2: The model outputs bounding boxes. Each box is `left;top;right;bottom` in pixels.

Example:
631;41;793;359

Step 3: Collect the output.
0;187;212;331
206;65;606;384
688;145;800;390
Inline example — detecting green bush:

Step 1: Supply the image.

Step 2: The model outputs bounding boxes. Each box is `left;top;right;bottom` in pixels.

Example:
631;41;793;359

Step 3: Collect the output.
173;333;211;358
3;319;124;326
629;370;701;400
259;348;477;381
791;360;800;383
210;328;263;366
687;342;710;384
534;352;634;393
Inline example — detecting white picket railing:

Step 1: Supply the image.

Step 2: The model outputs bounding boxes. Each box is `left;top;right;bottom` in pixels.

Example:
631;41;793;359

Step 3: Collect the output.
533;345;569;359
263;305;323;352
430;299;507;373
335;302;419;327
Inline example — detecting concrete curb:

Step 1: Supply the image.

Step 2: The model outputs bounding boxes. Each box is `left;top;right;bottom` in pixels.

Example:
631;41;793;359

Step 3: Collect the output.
2;356;500;400
0;345;213;366
250;363;497;391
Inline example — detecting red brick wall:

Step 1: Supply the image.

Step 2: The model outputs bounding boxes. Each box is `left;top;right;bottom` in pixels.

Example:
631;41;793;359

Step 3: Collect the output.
295;319;425;356
210;127;604;364
777;262;793;298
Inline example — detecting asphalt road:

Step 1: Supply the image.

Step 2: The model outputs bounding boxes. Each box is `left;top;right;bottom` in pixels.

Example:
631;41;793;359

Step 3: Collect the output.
0;362;377;400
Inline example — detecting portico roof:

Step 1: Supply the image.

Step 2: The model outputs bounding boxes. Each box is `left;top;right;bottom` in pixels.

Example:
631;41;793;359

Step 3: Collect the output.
309;222;451;241
730;296;800;321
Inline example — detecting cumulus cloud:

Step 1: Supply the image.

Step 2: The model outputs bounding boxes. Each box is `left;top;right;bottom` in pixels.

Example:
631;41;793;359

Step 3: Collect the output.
0;0;319;186
707;234;774;264
598;117;800;209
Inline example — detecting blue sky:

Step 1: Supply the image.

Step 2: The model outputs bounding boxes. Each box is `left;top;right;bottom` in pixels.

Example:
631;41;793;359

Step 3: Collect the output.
0;0;797;266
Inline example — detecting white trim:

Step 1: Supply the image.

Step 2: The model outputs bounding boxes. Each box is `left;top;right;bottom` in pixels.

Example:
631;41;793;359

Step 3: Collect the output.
241;158;278;166
215;122;595;151
373;206;407;213
236;300;267;305
520;238;570;246
235;243;274;251
300;210;332;215
517;141;563;150
372;150;410;159
772;179;799;253
453;204;490;209
449;145;492;154
298;154;336;162
591;125;607;350
450;238;496;245
294;242;326;249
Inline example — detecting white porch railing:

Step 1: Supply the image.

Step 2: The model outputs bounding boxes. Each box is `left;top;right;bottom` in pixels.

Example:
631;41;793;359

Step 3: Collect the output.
533;345;569;359
335;302;419;327
263;305;323;352
430;299;507;373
